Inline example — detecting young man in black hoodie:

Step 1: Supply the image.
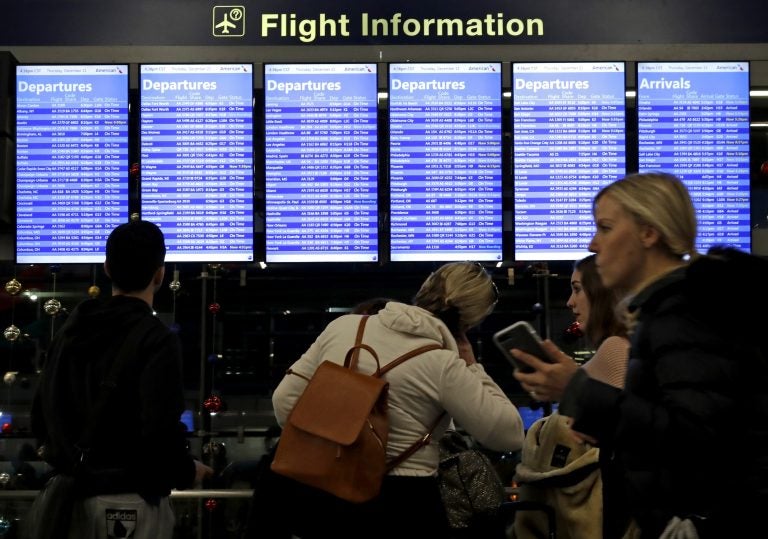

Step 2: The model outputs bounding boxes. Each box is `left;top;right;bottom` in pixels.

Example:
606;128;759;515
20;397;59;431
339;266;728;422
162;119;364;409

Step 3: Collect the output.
31;219;211;538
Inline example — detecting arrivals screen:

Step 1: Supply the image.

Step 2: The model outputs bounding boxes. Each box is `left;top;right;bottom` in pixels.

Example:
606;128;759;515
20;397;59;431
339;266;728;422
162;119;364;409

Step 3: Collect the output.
637;62;751;252
388;62;503;262
140;64;254;262
512;62;626;261
15;64;129;263
264;63;379;263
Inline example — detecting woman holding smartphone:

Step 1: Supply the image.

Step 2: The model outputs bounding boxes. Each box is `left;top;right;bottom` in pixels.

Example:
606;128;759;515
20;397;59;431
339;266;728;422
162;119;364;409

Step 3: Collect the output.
512;172;768;539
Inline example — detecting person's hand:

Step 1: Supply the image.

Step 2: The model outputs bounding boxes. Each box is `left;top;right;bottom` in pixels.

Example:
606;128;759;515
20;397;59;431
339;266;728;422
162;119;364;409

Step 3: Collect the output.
512;339;579;401
562;416;599;445
193;459;214;487
455;332;477;366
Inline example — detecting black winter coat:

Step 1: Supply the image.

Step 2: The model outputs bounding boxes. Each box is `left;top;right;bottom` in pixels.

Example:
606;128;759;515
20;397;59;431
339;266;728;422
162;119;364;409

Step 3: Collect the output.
561;249;768;538
31;295;196;501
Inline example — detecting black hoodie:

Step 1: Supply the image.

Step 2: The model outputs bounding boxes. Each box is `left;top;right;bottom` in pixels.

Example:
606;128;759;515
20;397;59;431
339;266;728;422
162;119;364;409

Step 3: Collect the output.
31;295;196;501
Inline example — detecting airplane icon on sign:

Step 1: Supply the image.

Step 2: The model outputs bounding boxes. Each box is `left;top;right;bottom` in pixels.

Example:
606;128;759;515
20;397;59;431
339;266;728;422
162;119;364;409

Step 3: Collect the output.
212;6;245;37
215;13;237;34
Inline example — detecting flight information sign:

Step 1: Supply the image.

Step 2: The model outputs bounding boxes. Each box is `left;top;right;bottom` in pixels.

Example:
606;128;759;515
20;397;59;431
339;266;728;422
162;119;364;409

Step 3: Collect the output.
637;61;751;252
16;64;129;263
140;63;254;262
512;62;626;261
264;63;379;263
388;62;503;262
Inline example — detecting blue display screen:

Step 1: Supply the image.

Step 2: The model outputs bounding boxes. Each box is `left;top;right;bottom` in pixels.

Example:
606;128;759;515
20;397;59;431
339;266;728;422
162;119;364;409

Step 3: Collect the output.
140;64;255;262
512;62;627;261
637;62;751;252
264;63;379;263
388;63;503;262
15;64;129;263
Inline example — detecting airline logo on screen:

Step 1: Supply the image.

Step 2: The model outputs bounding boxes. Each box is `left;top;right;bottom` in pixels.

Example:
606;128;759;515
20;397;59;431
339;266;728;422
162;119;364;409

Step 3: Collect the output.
213;6;245;37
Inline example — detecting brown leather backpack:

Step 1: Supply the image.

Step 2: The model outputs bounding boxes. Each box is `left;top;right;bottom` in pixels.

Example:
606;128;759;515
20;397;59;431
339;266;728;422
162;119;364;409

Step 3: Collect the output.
271;315;443;503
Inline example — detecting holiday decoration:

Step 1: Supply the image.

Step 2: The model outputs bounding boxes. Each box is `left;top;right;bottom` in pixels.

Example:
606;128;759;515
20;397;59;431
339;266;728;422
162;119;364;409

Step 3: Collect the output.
0;473;9;485
203;395;223;414
130;162;140;177
88;285;100;298
1;423;12;435
2;372;16;386
3;279;21;296
44;298;62;316
169;280;181;292
565;321;583;338
204;499;218;512
3;326;20;342
208;302;221;314
130;213;140;222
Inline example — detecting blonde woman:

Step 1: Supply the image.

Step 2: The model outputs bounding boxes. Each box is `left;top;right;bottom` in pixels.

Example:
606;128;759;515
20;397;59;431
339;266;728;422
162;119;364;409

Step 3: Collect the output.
512;173;768;539
270;262;524;539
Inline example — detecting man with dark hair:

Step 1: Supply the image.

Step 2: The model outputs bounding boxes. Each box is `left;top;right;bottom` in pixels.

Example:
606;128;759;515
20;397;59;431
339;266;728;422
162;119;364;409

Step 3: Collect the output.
31;219;211;539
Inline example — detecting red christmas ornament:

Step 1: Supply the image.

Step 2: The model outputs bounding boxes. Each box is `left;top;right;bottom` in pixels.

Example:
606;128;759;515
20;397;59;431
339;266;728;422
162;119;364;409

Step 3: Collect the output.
761;161;768;177
203;395;223;413
565;321;583;338
130;163;140;177
204;498;218;512
208;302;221;314
1;423;12;434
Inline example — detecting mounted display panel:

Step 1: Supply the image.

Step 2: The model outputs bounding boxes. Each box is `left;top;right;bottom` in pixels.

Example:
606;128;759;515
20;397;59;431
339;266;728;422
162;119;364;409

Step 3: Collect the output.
264;63;379;263
15;64;129;263
512;62;627;261
139;63;255;262
388;62;503;262
637;61;751;252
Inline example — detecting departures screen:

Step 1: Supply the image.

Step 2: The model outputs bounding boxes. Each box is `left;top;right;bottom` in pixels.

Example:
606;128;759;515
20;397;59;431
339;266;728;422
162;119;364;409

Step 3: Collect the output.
637;61;751;252
388;62;503;262
264;63;379;263
140;63;255;262
15;64;129;263
512;62;626;261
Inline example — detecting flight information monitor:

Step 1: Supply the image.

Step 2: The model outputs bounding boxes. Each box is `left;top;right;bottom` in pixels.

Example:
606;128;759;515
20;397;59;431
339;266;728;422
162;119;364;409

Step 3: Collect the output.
264;63;379;263
637;61;751;252
16;64;129;263
512;62;626;261
140;64;254;262
388;62;503;262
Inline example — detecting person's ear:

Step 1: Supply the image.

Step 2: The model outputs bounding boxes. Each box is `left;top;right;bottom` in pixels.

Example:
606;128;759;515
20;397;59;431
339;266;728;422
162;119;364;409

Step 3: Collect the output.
639;224;661;248
153;265;165;285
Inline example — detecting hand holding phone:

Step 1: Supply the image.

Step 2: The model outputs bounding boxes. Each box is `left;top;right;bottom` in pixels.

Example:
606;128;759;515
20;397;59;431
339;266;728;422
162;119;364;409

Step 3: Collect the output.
492;321;552;373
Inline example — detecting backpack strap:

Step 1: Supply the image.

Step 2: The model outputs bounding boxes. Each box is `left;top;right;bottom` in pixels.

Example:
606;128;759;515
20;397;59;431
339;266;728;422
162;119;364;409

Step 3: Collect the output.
347;315;370;371
380;342;447;471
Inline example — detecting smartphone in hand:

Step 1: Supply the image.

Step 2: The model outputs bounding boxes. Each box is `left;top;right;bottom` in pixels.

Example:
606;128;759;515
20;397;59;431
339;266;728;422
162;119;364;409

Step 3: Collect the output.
492;321;551;373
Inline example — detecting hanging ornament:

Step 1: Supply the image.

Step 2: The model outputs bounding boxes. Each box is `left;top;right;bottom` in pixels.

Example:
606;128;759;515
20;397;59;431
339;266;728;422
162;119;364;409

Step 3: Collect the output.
1;423;12;435
130;162;140;177
130;213;140;222
0;473;9;485
4;279;22;296
3;326;20;342
565;321;583;338
2;372;16;386
208;302;221;314
88;285;101;298
203;395;223;414
169;280;181;292
44;298;62;316
204;499;218;512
